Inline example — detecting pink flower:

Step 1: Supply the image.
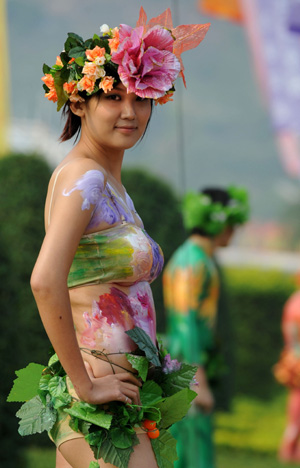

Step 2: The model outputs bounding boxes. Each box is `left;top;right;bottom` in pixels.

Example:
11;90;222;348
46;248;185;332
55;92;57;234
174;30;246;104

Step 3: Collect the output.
162;354;182;374
111;25;181;99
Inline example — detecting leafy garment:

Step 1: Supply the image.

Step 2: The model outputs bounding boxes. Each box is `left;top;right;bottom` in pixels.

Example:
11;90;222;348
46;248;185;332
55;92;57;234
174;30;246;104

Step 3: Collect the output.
163;237;220;468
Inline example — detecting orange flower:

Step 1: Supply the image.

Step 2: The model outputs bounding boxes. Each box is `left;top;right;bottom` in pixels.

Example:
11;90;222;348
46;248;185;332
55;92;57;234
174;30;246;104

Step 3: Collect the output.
155;92;174;105
99;76;114;93
68;57;75;64
45;88;58;103
86;46;106;62
41;73;54;89
77;76;96;94
109;28;120;53
56;55;63;67
69;91;85;103
63;81;77;94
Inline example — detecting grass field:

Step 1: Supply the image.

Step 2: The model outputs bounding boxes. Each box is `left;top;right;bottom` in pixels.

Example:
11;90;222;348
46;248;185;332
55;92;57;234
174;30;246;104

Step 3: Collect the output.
24;446;296;468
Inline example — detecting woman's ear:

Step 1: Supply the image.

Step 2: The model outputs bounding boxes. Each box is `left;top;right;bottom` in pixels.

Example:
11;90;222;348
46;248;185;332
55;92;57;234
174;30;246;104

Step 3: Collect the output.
70;100;86;117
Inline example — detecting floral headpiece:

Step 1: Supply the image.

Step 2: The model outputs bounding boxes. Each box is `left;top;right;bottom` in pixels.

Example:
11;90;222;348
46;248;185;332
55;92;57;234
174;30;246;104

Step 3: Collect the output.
182;186;250;236
41;7;210;110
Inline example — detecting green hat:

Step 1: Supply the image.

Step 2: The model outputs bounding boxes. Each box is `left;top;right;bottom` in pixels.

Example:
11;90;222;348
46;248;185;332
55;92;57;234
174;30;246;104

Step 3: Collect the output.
182;185;249;236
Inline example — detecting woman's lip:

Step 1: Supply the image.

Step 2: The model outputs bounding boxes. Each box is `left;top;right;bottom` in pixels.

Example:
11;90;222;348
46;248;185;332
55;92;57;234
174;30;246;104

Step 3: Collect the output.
115;126;138;133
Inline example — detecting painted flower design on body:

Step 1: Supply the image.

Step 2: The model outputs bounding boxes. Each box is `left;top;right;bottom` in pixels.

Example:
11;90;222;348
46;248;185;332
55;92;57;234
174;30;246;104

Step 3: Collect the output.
63;170;106;210
111;25;181;99
144;231;164;281
81;285;156;350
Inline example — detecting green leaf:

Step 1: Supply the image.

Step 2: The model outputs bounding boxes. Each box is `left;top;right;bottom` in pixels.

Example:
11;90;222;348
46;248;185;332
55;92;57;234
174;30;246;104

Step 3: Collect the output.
126;354;149;382
16;395;57;436
100;436;134;468
126;327;161;367
7;363;45;402
69;46;86;58
84;38;93;49
54;72;68;111
48;376;66;397
155;388;196;429
39;374;52;391
53;393;72;409
160;363;197;396
151;429;178;468
75;56;85;67
140;380;163;406
143;406;161;424
85;430;105;447
110;428;133;449
42;63;51;74
89;462;100;468
64;402;112;429
68;32;84;44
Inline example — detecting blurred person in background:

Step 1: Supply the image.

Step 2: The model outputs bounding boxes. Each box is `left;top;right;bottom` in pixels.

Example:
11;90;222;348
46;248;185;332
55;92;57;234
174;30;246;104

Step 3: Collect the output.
163;186;249;468
274;277;300;463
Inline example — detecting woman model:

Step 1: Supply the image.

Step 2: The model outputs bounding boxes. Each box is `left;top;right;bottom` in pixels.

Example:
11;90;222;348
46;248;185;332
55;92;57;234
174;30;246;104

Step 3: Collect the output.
14;8;210;468
163;187;249;468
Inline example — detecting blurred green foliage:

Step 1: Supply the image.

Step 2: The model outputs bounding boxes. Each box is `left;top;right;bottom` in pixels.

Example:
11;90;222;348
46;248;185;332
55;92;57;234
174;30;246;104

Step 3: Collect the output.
122;167;185;332
224;267;295;399
0;153;52;464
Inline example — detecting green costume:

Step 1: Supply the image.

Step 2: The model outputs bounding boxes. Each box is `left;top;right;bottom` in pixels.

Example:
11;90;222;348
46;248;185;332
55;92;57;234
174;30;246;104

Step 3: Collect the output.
163;236;219;468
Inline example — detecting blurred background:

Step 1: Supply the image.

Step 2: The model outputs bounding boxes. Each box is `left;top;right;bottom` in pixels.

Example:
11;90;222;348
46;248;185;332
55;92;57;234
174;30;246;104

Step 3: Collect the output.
2;0;300;467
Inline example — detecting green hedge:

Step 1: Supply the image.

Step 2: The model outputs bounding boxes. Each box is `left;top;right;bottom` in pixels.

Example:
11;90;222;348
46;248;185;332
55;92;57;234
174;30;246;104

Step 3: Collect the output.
0;153;53;458
224;267;295;399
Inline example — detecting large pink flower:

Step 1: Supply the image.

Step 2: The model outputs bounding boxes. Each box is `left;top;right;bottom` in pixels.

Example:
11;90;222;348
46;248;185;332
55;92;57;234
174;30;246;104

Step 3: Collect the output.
111;24;181;99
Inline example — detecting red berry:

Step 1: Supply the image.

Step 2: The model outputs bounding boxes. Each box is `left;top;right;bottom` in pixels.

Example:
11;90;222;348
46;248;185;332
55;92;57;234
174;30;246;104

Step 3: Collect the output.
147;428;160;439
143;420;156;430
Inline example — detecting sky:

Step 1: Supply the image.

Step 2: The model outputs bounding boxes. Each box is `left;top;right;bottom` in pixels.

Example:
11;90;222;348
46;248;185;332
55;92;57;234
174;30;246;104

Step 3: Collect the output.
6;0;299;222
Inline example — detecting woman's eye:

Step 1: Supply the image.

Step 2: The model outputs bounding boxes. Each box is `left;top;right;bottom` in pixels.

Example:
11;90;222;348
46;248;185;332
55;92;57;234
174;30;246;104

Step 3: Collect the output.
107;94;121;101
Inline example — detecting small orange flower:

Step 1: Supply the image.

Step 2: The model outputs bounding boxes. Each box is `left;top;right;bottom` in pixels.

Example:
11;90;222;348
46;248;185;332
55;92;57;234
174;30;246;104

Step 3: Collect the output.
69;91;85;103
56;55;63;67
78;76;96;94
86;46;106;62
63;81;77;94
155;92;174;106
45;88;58;103
68;57;75;64
99;76;114;93
41;73;54;89
109;28;120;53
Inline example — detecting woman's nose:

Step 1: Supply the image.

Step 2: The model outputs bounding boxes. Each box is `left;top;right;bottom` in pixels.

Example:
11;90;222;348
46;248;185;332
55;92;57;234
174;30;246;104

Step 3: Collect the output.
121;99;136;120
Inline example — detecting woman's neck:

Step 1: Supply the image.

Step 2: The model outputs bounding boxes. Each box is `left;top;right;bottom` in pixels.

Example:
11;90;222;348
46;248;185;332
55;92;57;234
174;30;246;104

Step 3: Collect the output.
72;137;124;183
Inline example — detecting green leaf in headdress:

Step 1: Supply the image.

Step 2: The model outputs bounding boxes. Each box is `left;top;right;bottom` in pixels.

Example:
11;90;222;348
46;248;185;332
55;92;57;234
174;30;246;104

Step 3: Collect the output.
42;63;51;74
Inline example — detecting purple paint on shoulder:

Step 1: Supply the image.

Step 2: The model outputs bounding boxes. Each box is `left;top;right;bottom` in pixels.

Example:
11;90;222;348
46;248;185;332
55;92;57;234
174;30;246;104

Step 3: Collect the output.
63;170;105;210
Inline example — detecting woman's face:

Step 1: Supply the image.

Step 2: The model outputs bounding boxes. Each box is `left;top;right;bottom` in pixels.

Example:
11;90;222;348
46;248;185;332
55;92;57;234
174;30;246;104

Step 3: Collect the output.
81;83;152;151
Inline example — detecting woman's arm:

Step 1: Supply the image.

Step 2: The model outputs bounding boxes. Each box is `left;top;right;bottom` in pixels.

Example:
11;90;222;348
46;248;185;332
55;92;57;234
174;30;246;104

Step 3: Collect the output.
31;160;141;405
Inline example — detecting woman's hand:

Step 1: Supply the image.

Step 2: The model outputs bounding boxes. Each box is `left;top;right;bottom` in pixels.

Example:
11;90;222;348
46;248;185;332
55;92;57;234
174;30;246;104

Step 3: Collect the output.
193;384;215;413
76;361;142;406
192;365;215;413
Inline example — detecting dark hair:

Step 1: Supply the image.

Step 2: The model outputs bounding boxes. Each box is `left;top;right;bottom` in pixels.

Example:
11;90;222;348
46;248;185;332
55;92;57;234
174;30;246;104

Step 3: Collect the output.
190;187;231;237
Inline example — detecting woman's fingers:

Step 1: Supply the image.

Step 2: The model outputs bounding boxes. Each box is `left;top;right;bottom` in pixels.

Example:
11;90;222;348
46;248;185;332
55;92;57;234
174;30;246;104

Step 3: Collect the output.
121;382;141;406
115;372;142;387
